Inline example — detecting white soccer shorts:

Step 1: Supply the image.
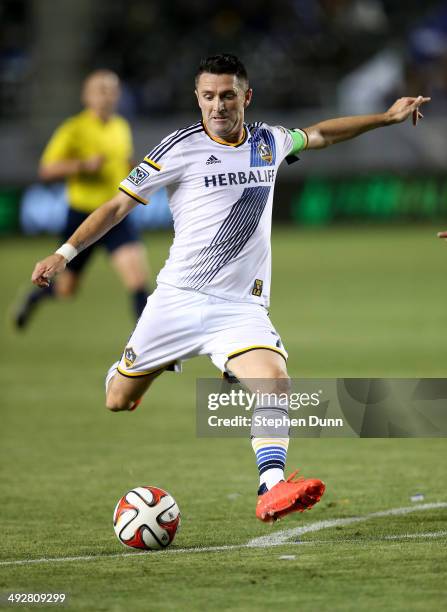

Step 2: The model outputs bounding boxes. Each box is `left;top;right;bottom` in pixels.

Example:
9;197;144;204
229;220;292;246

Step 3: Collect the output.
117;283;287;377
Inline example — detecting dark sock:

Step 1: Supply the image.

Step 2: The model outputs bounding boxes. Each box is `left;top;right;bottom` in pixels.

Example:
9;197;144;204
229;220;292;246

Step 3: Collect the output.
132;288;149;319
28;285;54;305
14;284;54;329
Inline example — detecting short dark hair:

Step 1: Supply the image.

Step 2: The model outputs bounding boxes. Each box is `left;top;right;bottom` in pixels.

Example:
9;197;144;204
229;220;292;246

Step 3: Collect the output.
195;54;249;86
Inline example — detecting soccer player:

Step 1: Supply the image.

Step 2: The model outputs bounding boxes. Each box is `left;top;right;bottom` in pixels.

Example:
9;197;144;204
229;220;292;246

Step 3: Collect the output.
15;70;150;328
30;55;430;522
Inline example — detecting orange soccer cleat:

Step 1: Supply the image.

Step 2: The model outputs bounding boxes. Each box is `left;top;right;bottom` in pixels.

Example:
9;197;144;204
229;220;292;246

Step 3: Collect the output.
128;398;141;411
256;470;325;523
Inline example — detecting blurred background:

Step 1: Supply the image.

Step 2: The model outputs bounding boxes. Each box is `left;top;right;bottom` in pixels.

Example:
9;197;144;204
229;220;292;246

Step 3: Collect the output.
1;0;447;233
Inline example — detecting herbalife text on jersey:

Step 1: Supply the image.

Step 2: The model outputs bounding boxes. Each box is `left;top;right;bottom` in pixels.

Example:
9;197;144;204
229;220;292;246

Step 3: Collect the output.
204;168;276;188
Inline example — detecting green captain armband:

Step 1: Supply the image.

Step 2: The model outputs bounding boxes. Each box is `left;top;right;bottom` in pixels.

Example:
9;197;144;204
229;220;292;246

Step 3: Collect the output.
288;128;308;155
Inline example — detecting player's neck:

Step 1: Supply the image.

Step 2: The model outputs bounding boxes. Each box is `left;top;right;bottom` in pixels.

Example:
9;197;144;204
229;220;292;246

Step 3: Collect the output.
204;122;245;145
88;108;114;123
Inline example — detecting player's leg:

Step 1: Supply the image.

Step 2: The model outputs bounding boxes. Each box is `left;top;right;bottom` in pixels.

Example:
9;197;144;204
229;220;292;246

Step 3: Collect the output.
13;283;55;329
227;348;325;522
53;268;80;297
105;366;165;412
104;216;151;320
207;299;325;522
226;348;291;490
110;242;150;318
105;283;206;412
226;347;288;378
13;208;90;329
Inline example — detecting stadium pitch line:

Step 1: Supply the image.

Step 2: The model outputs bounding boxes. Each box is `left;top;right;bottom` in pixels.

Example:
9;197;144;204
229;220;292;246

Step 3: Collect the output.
277;531;447;546
384;530;447;540
245;501;447;548
0;502;446;567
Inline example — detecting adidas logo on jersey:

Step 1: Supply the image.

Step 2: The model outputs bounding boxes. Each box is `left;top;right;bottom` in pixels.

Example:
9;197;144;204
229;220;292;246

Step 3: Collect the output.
206;155;221;165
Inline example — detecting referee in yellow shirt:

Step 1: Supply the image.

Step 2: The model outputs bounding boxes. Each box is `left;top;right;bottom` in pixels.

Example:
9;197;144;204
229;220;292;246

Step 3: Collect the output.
15;70;151;328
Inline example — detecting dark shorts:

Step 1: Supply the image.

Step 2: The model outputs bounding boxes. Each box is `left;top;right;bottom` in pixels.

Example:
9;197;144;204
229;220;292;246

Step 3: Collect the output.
61;207;140;274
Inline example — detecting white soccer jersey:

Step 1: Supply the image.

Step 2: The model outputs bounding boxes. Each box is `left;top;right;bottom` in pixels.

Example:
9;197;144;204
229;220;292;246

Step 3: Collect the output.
119;121;307;307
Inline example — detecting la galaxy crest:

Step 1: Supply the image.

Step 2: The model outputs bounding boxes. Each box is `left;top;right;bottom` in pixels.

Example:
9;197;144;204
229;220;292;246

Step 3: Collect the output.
258;141;272;163
124;347;137;368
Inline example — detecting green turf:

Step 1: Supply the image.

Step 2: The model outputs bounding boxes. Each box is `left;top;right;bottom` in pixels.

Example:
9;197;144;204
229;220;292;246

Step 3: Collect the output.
1;226;446;611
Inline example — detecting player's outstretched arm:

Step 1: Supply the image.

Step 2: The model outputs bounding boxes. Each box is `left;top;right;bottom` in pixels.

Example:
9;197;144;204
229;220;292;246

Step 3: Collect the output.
39;155;105;181
437;231;447;240
304;96;431;149
31;191;137;288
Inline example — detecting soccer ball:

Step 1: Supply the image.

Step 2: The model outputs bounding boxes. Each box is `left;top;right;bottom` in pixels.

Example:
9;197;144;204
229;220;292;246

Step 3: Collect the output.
113;486;180;550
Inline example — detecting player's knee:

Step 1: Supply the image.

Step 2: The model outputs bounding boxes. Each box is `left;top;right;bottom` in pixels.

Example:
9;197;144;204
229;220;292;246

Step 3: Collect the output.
270;374;291;395
260;363;289;382
55;276;79;299
105;388;131;411
56;285;77;299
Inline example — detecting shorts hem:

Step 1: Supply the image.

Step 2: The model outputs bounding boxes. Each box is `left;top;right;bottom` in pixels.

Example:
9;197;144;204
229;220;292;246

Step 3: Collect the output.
117;363;171;378
226;345;287;363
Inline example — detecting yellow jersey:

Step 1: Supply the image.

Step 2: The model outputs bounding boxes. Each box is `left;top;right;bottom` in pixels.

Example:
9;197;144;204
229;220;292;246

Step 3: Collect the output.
40;109;133;213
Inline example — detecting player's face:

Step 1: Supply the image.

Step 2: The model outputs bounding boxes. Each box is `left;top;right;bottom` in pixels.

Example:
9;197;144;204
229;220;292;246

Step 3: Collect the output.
195;73;252;142
83;73;121;118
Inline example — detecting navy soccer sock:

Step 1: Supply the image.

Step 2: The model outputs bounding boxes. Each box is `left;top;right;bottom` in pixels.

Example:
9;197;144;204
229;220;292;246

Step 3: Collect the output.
132;288;150;319
14;285;54;329
28;285;55;304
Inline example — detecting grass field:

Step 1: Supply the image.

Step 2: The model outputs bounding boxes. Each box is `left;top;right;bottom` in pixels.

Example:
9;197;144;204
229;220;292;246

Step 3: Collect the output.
1;225;446;611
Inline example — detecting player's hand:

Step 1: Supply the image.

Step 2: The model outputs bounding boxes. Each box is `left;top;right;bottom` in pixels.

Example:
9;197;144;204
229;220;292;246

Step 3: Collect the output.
437;231;447;240
385;96;430;126
31;254;67;288
81;155;104;174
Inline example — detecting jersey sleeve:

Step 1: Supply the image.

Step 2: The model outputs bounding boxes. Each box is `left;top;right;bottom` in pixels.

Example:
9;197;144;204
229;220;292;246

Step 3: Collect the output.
272;125;308;165
40;118;76;164
119;133;185;205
